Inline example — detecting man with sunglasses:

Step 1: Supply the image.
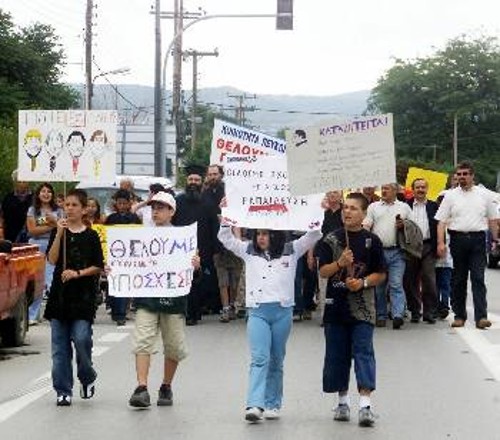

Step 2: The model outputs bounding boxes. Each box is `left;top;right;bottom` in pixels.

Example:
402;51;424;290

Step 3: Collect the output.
435;162;499;329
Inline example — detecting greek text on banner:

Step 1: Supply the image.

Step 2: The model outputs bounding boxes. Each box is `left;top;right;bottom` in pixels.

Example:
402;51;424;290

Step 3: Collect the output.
210;118;286;164
222;155;323;231
285;114;396;195
107;223;198;298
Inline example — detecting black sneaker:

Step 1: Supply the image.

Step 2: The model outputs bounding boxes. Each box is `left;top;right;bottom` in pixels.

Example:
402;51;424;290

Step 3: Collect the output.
80;381;95;399
392;317;404;330
157;384;173;406
56;395;72;407
129;385;151;408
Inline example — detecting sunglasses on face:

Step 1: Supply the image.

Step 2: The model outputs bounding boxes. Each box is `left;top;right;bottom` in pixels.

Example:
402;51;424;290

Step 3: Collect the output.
456;171;470;176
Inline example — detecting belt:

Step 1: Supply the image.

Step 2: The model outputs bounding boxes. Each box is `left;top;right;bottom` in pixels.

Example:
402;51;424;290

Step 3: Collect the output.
448;230;485;236
383;245;399;250
423;239;432;244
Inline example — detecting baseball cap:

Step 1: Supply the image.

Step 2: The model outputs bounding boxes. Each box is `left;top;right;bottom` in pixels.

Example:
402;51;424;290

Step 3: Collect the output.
147;191;176;211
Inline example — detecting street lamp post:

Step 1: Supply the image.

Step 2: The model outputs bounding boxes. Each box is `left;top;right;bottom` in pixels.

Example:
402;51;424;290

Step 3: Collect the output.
88;67;131;110
156;12;293;178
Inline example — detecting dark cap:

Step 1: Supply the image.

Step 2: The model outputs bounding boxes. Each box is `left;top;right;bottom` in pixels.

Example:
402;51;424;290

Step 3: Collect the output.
113;189;132;201
184;164;206;177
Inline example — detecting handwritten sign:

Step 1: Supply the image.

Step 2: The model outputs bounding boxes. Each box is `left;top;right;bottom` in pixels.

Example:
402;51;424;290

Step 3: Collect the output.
107;224;198;298
222;155;323;230
18;110;117;182
210;119;286;164
405;167;448;202
285;114;396;196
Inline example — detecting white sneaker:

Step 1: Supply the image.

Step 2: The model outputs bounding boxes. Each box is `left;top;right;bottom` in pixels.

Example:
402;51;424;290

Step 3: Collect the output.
264;408;281;420
80;381;95;399
245;407;263;422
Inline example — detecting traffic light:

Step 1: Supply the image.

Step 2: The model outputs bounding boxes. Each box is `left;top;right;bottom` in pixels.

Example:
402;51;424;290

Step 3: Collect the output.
276;0;293;30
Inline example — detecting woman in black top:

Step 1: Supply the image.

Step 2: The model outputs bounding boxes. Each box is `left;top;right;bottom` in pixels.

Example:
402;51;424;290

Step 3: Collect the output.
44;189;104;406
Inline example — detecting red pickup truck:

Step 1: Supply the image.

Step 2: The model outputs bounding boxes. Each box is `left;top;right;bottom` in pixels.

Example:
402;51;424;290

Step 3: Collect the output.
0;240;45;347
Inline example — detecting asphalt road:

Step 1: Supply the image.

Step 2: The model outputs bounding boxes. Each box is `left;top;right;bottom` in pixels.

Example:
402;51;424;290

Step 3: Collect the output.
1;268;500;440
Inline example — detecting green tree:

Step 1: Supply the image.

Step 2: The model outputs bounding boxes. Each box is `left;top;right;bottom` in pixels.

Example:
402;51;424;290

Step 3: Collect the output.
368;34;500;187
176;104;237;185
0;10;78;197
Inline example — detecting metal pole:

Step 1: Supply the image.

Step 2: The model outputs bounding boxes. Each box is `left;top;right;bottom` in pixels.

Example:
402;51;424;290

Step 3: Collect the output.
191;53;198;151
154;0;162;176
160;13;287;178
453;113;458;167
85;0;93;110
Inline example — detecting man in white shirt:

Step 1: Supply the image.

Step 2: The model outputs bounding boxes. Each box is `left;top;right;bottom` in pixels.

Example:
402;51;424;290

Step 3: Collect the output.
364;183;412;329
435;162;499;329
404;178;439;324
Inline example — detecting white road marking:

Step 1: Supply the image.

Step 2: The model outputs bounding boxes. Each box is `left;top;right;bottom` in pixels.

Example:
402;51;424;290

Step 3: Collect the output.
448;311;500;381
0;386;52;424
0;331;127;424
98;332;130;343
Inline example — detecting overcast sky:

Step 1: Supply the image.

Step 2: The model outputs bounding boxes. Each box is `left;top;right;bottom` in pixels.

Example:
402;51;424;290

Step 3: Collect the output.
4;0;500;96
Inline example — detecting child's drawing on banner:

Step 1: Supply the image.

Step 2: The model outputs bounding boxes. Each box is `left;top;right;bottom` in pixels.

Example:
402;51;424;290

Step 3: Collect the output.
18;110;117;182
45;129;65;173
23;129;43;172
89;129;109;178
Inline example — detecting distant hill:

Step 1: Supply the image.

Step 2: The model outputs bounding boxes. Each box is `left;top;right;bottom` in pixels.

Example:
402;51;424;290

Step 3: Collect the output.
74;84;370;134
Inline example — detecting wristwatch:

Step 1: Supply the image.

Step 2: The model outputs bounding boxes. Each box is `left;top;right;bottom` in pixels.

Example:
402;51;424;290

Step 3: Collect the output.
363;278;369;289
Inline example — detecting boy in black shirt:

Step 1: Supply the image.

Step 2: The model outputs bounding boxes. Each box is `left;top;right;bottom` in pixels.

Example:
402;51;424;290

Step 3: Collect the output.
105;189;142;324
316;193;386;428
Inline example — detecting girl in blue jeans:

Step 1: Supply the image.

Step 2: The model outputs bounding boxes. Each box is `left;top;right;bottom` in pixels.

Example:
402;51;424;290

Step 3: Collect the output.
218;224;321;422
44;189;104;406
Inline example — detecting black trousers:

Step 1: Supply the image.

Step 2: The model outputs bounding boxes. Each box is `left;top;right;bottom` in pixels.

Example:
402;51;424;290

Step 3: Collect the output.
449;231;488;322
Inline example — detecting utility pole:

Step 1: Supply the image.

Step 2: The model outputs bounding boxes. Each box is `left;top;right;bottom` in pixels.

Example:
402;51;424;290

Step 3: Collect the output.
172;0;184;167
227;93;256;126
84;0;94;110
151;4;202;176
182;49;219;150
153;0;162;176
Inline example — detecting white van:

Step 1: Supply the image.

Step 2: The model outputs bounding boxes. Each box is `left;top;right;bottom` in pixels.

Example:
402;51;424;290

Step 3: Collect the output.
76;175;175;215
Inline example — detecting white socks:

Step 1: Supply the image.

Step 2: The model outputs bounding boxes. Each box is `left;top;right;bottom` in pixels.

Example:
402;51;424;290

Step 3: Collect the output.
359;395;371;409
338;394;371;408
338;393;350;406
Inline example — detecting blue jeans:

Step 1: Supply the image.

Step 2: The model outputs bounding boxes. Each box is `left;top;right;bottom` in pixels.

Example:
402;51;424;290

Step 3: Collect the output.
323;321;376;392
246;303;293;409
111;297;128;321
28;237;54;321
436;267;452;311
51;319;97;396
375;248;406;320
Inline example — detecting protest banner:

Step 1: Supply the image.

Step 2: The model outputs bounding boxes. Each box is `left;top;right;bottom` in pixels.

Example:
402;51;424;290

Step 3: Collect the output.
210;118;286;164
222;155;324;230
285;114;396;196
18;110;118;182
92;224;142;263
405;167;448;201
107;224;198;298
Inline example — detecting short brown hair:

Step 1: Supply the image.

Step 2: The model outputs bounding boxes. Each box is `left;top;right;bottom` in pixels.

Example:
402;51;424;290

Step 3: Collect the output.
456;161;474;174
346;192;369;211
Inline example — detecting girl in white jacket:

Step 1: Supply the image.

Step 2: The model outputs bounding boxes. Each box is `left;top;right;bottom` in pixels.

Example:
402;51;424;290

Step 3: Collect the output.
218;224;321;422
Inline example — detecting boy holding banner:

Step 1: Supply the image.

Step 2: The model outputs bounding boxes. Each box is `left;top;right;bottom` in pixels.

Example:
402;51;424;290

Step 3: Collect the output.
316;193;386;427
128;192;200;408
44;189;104;406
